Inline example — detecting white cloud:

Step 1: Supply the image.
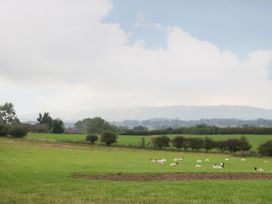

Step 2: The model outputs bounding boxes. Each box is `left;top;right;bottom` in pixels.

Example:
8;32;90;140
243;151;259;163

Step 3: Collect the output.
0;0;272;116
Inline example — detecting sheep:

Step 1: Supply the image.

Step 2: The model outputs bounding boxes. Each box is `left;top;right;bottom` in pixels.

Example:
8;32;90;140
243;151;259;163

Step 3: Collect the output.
225;158;229;161
195;164;201;168
254;167;264;172
241;158;246;161
170;162;178;167
174;157;184;162
157;158;166;164
196;160;202;163
150;159;157;163
204;159;210;162
213;162;224;169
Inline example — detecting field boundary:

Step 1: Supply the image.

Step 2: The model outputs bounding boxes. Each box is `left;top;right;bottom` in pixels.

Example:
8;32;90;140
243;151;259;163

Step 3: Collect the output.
72;172;272;182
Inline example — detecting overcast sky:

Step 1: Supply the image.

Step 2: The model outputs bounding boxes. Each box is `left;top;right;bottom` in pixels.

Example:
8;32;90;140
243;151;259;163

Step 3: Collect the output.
1;0;272;117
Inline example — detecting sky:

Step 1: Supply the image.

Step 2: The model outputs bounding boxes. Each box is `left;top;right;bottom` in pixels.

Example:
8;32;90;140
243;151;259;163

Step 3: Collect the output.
0;0;272;118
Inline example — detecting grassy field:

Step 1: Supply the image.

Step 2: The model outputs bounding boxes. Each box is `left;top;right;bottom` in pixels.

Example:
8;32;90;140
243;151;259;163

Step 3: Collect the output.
26;133;272;150
1;137;272;203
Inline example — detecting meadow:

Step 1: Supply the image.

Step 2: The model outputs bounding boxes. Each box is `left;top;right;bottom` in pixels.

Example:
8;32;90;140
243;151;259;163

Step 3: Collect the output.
26;133;272;150
1;137;272;204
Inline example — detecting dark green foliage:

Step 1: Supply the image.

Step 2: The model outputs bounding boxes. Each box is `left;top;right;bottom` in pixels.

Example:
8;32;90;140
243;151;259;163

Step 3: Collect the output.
151;136;170;149
133;126;148;131
121;125;272;135
188;137;204;151
239;136;252;152
0;102;20;125
100;131;117;146
214;140;225;152
9;125;27;138
37;112;52;130
172;136;185;150
86;134;98;144
51;119;65;134
203;137;215;152
224;139;241;153
75;117;117;134
258;140;272;156
0;123;9;136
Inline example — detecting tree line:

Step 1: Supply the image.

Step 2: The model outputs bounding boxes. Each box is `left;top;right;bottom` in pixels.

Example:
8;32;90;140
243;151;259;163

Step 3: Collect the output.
120;124;272;135
151;135;272;156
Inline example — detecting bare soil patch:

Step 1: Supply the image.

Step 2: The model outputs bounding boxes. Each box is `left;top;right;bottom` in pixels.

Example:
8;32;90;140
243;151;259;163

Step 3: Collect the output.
72;172;272;182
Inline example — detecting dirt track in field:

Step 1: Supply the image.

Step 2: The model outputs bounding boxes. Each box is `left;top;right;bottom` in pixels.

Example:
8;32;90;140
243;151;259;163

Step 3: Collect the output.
72;172;272;181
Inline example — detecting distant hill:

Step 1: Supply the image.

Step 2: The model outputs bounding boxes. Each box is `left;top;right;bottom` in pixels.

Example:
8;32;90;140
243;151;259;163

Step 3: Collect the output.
20;105;272;129
20;105;272;122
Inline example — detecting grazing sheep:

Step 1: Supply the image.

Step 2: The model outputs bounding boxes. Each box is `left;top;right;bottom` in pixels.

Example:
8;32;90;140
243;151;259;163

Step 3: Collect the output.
241;158;246;161
204;159;210;162
174;157;184;162
157;158;166;164
213;162;224;169
225;158;229;161
195;164;201;168
150;159;157;163
254;167;264;172
170;162;178;167
196;160;202;163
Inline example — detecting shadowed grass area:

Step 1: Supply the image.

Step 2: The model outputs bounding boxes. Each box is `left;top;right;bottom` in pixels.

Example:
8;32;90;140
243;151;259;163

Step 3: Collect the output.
1;138;272;203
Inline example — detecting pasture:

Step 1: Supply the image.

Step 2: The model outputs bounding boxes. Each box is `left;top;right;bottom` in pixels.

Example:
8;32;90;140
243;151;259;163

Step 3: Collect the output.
26;133;272;150
1;137;272;203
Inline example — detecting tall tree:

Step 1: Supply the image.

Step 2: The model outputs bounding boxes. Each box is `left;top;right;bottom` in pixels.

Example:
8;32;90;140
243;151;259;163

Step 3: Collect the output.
0;102;20;124
37;112;53;129
51;119;65;133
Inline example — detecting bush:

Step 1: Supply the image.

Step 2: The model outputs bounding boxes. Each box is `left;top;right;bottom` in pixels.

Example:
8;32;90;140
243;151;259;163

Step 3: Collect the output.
86;134;98;144
100;131;117;146
51;119;65;133
258;140;272;156
203;137;214;152
224;139;241;153
188;137;204;151
0;123;9;136
239;136;252;152
9;125;28;138
151;136;170;149
172;136;185;150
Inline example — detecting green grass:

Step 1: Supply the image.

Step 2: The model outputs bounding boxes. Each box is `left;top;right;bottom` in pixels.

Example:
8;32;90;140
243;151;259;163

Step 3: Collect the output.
1;138;272;203
26;133;272;150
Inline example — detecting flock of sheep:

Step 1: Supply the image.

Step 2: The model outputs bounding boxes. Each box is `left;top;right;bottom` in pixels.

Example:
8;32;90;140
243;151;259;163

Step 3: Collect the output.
149;157;266;172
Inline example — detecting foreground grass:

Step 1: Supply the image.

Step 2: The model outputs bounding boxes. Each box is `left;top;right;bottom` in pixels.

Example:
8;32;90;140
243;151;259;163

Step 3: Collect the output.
26;133;272;150
1;138;272;204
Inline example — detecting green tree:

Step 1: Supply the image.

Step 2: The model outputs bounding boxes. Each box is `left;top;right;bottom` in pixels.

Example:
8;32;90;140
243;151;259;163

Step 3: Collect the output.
258;140;272;156
203;137;215;152
9;125;28;138
86;134;98;144
37;112;53;130
0;123;9;136
171;136;185;150
239;136;252;152
151;136;170;149
51;119;65;133
100;131;117;146
0;102;20;124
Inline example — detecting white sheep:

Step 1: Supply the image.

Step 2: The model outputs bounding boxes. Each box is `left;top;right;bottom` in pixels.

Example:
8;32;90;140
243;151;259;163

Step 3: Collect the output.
195;164;201;168
204;159;210;162
213;162;224;169
225;158;229;161
196;160;202;163
170;162;178;167
254;167;264;172
241;158;246;161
